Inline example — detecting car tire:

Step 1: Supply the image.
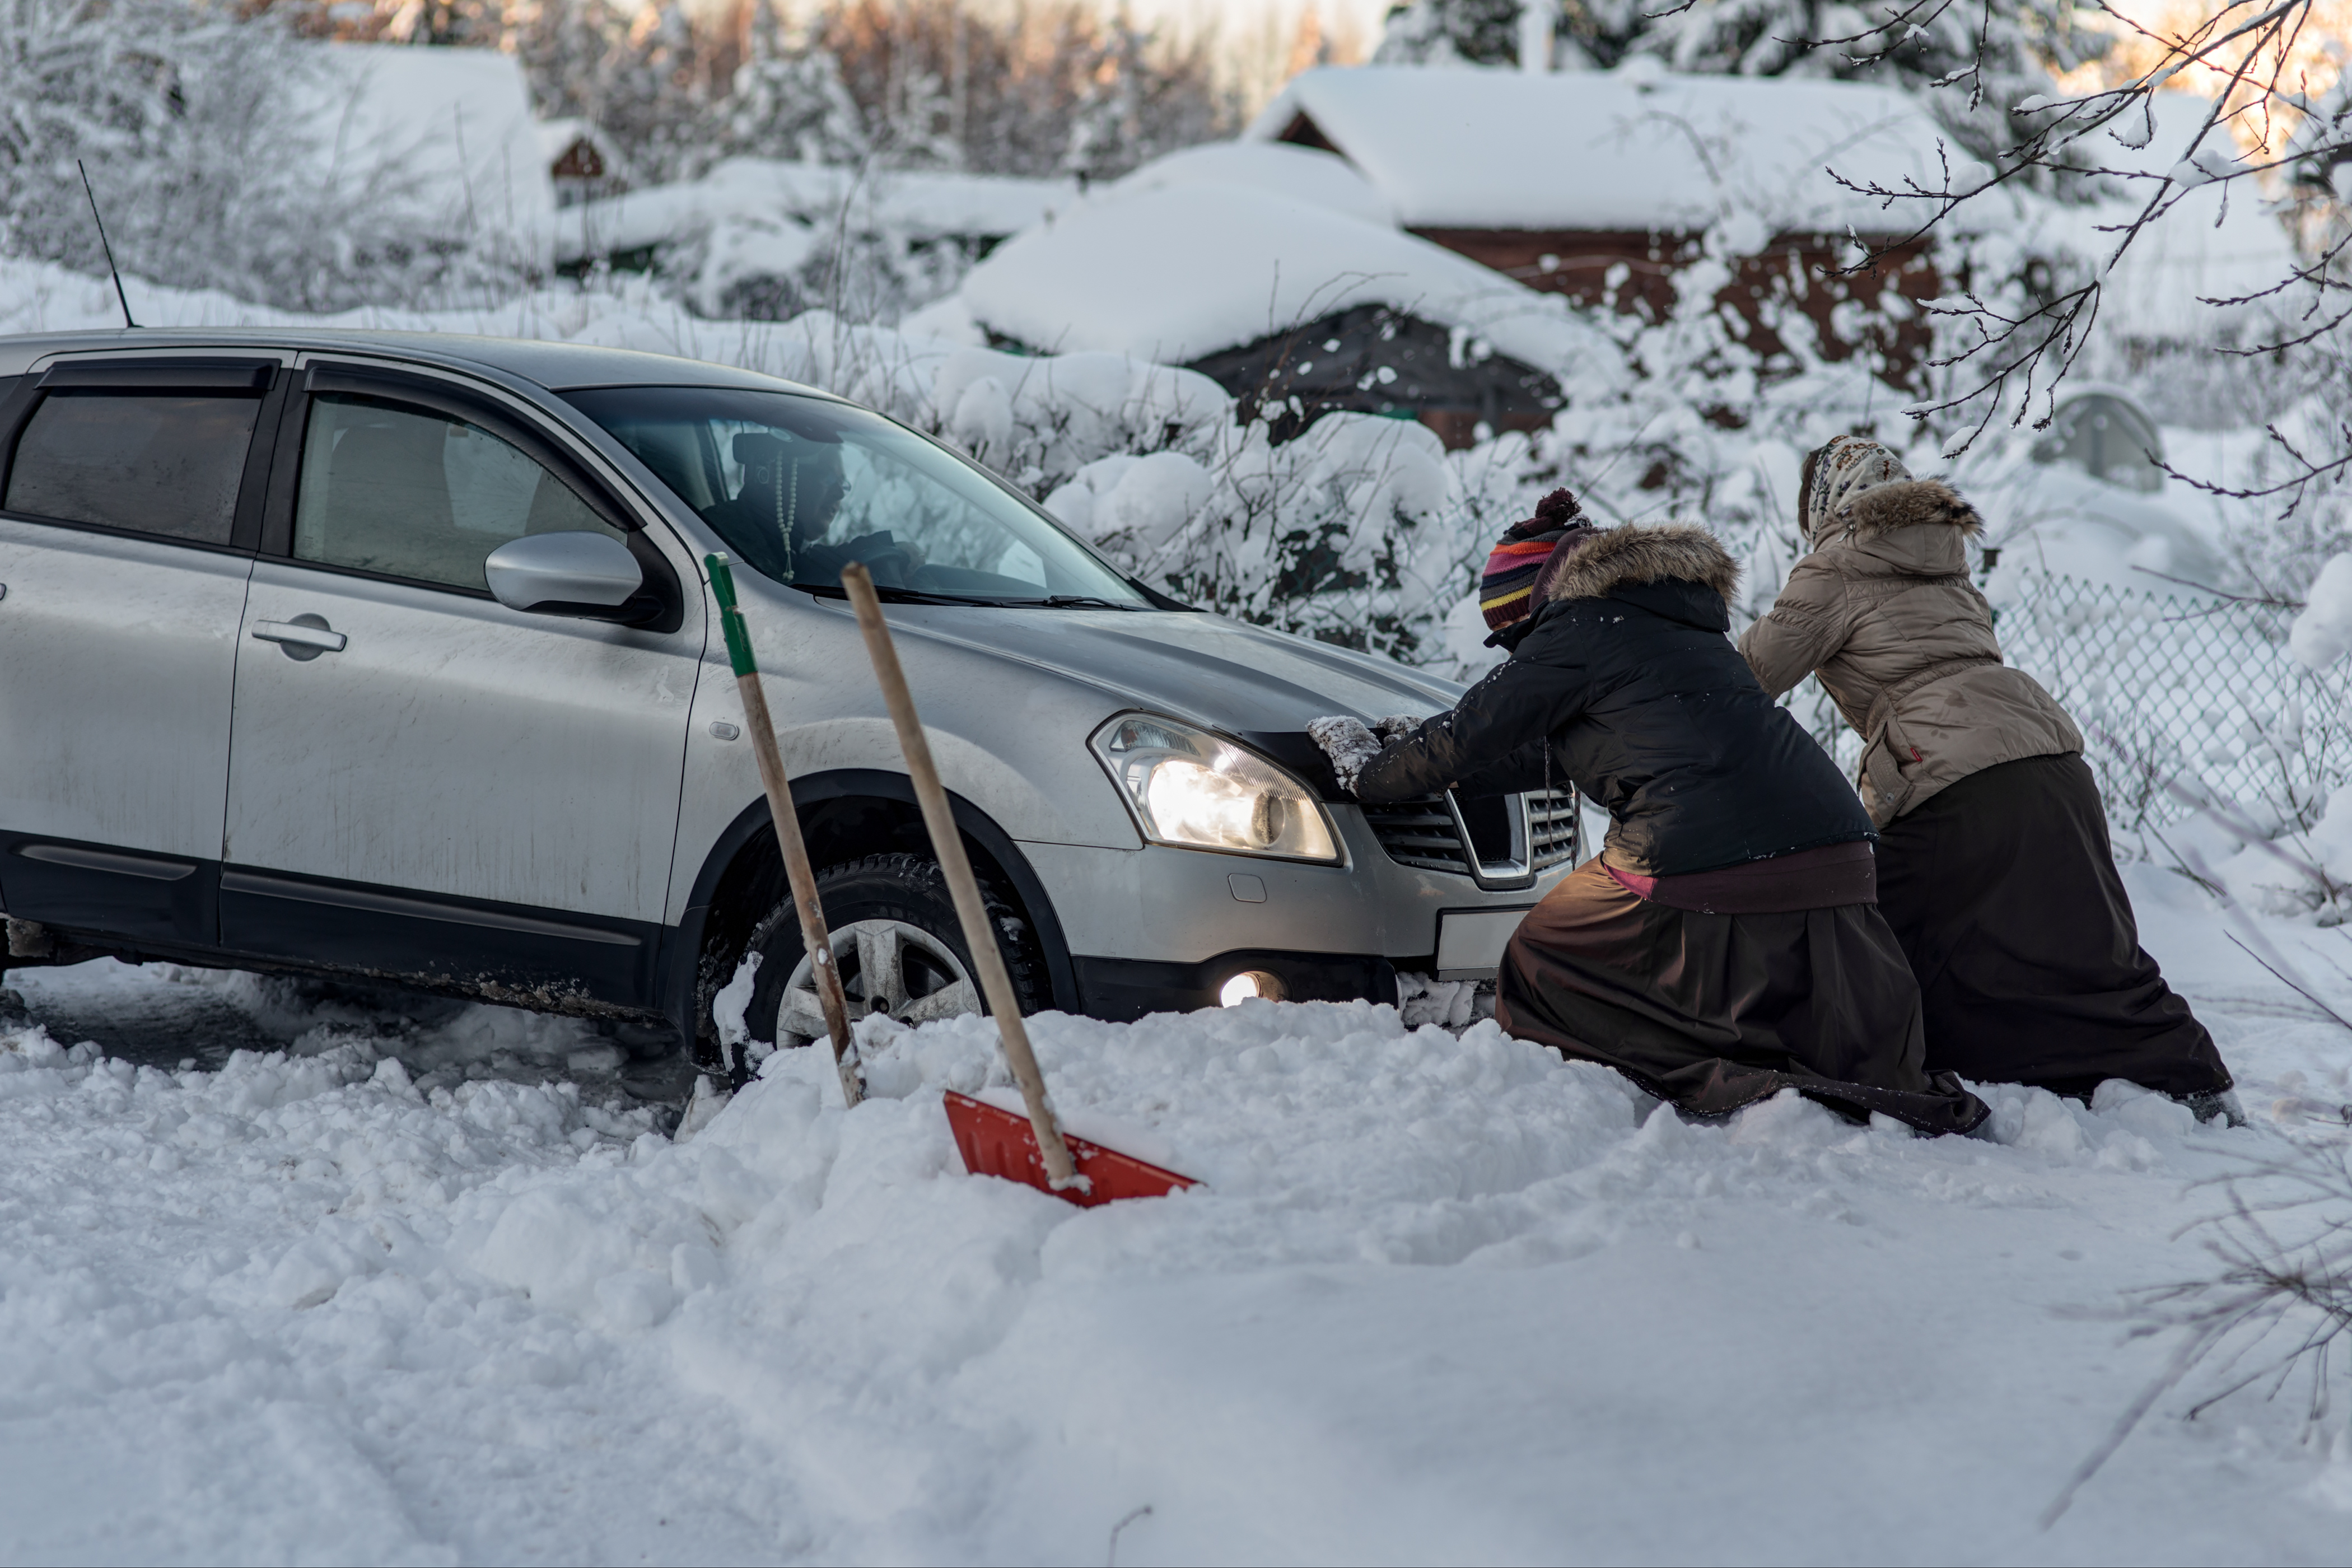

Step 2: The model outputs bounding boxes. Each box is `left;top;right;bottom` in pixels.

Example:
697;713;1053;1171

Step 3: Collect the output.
739;853;1049;1058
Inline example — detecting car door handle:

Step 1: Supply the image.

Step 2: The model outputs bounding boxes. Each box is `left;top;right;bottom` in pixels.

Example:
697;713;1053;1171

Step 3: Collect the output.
251;617;346;656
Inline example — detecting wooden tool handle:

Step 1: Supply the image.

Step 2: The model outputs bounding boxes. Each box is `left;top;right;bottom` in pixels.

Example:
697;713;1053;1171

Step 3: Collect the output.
707;554;862;1108
838;563;1082;1191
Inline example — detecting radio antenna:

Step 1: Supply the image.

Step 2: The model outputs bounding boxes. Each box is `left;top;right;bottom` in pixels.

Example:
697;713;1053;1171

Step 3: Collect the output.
76;160;137;330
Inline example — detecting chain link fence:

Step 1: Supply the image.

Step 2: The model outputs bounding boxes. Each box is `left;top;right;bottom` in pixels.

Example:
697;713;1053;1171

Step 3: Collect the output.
1780;570;2351;862
1992;571;2352;858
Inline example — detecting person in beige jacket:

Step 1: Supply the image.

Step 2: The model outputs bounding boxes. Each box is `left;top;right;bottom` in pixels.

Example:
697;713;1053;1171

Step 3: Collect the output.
1740;435;2236;1113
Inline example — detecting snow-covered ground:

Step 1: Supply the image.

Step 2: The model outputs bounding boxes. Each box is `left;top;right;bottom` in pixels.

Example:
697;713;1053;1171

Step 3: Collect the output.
3;867;2351;1565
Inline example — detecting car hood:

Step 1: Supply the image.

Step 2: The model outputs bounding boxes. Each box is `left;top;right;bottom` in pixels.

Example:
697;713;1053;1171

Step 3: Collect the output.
876;604;1464;795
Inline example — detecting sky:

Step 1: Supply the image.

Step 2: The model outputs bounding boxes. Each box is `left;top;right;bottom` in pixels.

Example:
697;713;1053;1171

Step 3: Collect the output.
1118;0;1390;108
1132;0;1391;44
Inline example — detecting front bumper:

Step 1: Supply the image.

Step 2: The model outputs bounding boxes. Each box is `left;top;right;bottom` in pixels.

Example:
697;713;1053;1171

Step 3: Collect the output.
1074;949;1397;1021
1018;802;1570;1007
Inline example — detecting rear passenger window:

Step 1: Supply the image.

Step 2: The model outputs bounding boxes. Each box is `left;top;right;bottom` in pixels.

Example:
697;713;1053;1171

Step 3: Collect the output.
3;391;261;545
293;393;624;591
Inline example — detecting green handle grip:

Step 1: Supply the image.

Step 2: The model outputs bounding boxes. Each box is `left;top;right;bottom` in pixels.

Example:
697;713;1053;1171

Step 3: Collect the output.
707;553;758;679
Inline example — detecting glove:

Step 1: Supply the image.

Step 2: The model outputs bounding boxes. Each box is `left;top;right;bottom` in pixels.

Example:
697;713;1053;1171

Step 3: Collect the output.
1371;714;1425;743
1306;715;1383;795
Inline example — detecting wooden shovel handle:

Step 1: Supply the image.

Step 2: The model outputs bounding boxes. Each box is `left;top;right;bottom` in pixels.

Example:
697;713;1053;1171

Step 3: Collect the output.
707;554;861;1108
838;563;1082;1191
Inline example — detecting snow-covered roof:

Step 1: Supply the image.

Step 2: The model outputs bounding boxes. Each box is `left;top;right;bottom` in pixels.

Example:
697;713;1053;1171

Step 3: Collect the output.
1244;63;1955;234
956;178;1613;374
538;118;594;162
555;160;1072;265
295;44;556;272
537;117;628;178
1108;142;1393;226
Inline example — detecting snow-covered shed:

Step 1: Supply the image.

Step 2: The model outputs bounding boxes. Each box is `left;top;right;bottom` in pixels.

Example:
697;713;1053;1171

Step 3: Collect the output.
955;170;1616;446
538;118;631;208
1247;63;1954;380
295;44;556;274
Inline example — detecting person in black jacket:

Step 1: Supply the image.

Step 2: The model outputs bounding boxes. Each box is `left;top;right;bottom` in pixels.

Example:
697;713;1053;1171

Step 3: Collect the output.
1313;492;1988;1135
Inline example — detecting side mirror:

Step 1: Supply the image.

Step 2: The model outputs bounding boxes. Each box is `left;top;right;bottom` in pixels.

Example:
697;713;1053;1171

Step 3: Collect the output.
485;531;644;617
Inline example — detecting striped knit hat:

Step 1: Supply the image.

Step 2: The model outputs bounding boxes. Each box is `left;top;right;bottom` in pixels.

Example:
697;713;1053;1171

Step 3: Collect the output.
1480;489;1594;633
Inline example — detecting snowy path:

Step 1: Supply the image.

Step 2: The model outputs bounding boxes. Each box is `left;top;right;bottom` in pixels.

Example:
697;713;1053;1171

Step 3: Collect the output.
4;870;2352;1565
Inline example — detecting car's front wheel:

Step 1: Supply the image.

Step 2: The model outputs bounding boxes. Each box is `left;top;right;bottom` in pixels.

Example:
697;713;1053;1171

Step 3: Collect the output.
740;853;1048;1056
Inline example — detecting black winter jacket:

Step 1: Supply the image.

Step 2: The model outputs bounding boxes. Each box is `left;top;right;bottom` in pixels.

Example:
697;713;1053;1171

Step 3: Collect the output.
1357;524;1873;876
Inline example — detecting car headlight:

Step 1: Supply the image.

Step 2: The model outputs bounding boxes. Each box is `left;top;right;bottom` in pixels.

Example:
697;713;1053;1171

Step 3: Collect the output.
1091;713;1341;864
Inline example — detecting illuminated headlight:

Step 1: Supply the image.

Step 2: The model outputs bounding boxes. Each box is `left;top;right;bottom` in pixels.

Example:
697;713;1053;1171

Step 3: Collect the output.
1091;714;1341;864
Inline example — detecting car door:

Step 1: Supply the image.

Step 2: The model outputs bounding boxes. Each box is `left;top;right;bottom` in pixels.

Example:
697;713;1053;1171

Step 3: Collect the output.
218;359;704;1009
0;356;284;944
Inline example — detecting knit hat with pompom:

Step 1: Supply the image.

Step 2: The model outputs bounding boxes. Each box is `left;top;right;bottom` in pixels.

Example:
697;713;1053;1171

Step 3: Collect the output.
1479;489;1597;634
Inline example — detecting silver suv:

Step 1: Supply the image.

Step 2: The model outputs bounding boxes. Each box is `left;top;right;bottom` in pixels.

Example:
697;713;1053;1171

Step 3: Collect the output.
0;330;1575;1074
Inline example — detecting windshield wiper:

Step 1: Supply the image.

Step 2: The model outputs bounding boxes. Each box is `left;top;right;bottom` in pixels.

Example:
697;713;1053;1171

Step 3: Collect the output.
796;584;1143;610
797;582;990;607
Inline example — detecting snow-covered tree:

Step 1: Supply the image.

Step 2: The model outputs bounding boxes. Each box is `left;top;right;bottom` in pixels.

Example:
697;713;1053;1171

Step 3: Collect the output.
815;0;1230;179
0;0;510;311
1373;0;1528;66
721;13;871;167
1628;0;2110;168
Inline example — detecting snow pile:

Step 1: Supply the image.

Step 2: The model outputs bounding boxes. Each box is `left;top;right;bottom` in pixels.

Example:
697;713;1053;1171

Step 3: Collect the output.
559;160;1070;267
11;919;2352;1560
557;158;1074;322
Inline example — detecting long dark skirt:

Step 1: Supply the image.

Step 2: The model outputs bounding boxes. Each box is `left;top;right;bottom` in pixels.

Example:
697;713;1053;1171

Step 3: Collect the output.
1875;752;2232;1100
1493;860;1989;1135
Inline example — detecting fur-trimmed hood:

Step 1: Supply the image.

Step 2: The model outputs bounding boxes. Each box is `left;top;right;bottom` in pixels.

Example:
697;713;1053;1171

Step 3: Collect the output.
1545;522;1740;605
1825;478;1983;543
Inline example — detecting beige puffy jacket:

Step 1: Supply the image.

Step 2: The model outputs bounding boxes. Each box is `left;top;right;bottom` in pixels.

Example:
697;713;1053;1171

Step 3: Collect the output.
1739;478;2082;827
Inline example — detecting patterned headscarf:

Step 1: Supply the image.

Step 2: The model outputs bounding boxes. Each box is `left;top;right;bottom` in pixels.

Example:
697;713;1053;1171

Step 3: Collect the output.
1801;435;1911;545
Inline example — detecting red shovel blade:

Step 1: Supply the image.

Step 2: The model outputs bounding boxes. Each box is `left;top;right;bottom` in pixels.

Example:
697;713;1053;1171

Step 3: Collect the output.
942;1089;1199;1206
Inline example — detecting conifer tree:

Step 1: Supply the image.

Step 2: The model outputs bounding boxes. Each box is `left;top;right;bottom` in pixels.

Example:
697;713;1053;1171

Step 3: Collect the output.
1371;0;1528;66
721;8;871;167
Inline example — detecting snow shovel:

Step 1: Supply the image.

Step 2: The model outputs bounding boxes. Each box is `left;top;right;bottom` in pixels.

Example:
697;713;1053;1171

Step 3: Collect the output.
837;562;1197;1207
707;554;863;1110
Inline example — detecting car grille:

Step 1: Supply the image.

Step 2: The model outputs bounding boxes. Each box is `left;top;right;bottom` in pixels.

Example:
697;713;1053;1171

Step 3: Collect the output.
1361;788;1580;881
1527;788;1580;870
1359;798;1471;875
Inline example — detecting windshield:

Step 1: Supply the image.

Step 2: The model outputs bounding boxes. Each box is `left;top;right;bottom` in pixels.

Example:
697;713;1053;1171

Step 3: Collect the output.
563;385;1147;606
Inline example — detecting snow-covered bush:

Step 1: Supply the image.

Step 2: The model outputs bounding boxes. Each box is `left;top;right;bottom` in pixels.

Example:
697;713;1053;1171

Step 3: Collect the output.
0;4;538;312
2292;555;2352;671
1040;412;1515;663
928;347;1228;494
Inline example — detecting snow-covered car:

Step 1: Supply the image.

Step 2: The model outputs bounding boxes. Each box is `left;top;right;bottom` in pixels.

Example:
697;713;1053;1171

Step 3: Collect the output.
0;329;1576;1072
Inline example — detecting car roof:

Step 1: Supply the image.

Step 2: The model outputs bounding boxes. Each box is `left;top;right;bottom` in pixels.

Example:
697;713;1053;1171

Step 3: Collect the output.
0;327;836;399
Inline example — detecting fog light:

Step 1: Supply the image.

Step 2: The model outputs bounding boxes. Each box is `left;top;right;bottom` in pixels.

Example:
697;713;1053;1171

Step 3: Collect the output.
1219;969;1286;1007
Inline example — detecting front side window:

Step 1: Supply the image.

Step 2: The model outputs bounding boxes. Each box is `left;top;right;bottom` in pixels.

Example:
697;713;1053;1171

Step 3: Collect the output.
4;390;261;545
293;393;624;591
563;385;1146;606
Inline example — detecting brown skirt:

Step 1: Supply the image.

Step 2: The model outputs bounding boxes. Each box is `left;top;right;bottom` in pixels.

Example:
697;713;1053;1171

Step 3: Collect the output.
1877;752;2233;1100
1494;859;1989;1135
